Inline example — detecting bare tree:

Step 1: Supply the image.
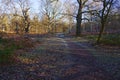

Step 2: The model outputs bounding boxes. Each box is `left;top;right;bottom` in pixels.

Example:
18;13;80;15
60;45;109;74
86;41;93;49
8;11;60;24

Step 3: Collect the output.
93;0;115;43
76;0;90;36
39;0;62;33
63;0;77;33
0;0;11;33
17;0;31;33
60;0;90;36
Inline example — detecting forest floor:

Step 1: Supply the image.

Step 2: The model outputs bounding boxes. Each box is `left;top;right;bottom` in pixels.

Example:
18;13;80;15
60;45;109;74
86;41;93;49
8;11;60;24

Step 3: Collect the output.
0;34;120;80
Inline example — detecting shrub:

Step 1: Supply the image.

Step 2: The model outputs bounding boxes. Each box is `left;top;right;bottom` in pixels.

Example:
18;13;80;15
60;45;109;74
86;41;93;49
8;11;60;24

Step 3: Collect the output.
0;46;15;64
101;34;120;46
0;36;35;65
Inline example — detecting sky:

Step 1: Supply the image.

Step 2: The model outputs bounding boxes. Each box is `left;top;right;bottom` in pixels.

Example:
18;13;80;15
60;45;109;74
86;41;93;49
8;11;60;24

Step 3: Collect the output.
30;0;39;13
30;0;76;13
0;0;119;18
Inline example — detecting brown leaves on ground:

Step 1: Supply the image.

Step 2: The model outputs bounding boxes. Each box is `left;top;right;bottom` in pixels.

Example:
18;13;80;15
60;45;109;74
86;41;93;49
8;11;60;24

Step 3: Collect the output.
0;33;41;65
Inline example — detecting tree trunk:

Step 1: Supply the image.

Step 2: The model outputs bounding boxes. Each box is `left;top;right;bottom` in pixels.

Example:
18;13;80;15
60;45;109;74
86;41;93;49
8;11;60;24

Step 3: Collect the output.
25;22;30;33
15;22;19;34
76;16;82;36
96;0;114;44
76;1;82;36
97;22;105;43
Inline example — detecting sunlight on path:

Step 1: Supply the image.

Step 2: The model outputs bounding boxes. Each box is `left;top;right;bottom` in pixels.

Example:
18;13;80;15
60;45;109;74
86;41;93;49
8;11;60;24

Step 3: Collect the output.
0;37;120;80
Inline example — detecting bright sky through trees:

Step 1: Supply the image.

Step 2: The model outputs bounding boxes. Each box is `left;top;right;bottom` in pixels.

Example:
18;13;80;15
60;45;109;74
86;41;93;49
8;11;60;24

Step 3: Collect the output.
30;0;77;13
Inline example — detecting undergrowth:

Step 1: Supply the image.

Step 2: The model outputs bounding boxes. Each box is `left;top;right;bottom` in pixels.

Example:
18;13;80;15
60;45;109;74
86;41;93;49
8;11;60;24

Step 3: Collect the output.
0;36;35;65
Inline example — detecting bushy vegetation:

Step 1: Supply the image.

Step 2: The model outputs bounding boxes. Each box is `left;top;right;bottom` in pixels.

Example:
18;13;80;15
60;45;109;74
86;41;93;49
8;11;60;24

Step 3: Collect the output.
85;34;120;46
101;34;120;46
0;39;15;64
0;35;35;65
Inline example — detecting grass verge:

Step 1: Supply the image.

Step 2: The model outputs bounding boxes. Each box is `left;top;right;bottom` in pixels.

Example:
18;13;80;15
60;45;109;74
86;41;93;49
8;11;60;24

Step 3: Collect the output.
84;34;120;46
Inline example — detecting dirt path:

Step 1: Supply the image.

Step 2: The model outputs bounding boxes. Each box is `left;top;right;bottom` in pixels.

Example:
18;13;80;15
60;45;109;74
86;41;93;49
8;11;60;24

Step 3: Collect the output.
63;38;111;80
0;36;120;80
